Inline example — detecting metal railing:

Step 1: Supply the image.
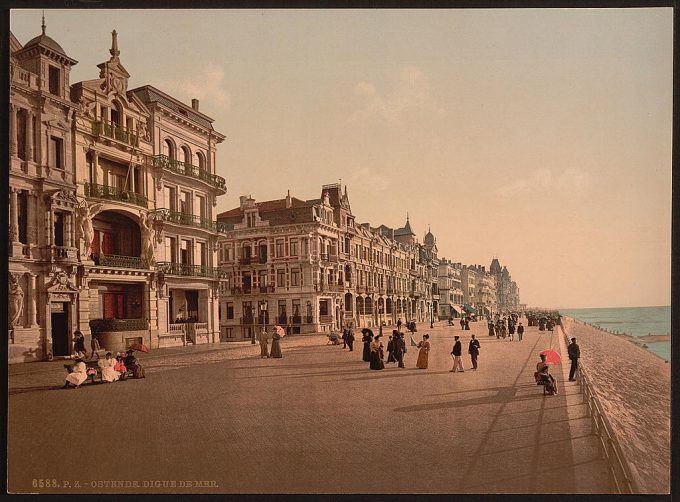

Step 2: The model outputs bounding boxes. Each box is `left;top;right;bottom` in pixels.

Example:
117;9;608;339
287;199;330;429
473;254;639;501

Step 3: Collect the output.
559;321;638;493
92;120;140;147
156;261;223;278
90;318;148;334
94;253;147;269
85;182;148;208
152;209;219;232
152;154;227;192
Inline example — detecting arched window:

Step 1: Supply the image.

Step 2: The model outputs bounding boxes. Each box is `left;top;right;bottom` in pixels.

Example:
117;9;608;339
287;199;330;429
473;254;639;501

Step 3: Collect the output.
181;146;192;166
111;102;122;126
196;151;206;171
164;139;175;161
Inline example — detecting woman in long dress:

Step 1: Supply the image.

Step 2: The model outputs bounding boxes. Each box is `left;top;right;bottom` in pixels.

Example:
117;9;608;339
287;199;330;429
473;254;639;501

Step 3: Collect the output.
270;331;283;358
63;358;88;388
362;332;373;362
369;335;384;370
416;334;431;369
98;352;120;382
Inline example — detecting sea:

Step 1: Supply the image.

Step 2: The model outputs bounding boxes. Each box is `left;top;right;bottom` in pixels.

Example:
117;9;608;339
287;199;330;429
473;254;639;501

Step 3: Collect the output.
558;306;671;362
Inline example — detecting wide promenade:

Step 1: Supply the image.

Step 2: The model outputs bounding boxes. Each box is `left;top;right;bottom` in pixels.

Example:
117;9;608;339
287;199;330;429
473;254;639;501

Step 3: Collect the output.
8;320;615;494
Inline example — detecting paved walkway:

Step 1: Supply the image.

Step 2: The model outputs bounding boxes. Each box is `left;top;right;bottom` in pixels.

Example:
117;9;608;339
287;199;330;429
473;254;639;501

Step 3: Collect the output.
8;320;615;494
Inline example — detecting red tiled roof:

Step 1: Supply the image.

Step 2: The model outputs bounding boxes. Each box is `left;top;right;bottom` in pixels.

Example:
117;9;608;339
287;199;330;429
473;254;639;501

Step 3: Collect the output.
217;197;310;220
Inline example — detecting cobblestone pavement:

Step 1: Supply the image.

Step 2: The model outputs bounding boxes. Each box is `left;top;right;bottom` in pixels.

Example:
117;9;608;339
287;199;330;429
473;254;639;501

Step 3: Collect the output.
8;321;615;494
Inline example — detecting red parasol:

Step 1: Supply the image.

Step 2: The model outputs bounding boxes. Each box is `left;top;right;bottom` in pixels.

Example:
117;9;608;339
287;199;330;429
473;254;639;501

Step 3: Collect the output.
540;349;560;364
275;325;286;337
129;343;149;353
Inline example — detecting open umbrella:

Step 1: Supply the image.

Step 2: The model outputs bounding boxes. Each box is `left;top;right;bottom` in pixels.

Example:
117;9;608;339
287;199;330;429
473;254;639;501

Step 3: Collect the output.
540;349;560;364
128;343;149;353
275;325;286;337
361;328;374;337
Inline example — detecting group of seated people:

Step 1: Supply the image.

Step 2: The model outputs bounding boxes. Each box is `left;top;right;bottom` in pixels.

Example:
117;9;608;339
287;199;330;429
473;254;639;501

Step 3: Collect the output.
63;349;145;389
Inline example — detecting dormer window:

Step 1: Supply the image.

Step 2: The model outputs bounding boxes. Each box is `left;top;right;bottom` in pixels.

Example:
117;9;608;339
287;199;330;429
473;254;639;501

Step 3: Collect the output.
246;211;256;228
48;65;60;96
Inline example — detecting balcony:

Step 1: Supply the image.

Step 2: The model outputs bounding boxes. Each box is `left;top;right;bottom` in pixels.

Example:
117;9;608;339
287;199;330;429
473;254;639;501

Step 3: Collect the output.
153;154;227;193
156;262;222;279
90;318;148;334
93;253;147;269
92;120;140;147
152;209;218;232
259;286;275;293
85;182;148;208
46;245;79;263
238;256;268;266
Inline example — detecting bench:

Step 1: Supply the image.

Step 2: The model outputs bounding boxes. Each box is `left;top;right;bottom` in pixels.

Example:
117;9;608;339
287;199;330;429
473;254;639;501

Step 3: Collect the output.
534;371;557;395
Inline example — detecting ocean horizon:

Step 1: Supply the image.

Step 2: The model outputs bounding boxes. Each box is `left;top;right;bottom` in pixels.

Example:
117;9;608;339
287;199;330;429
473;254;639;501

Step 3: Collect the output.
558;305;671;362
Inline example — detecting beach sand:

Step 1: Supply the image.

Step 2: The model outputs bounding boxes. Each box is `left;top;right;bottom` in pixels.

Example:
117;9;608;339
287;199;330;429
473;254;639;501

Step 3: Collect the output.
561;316;670;493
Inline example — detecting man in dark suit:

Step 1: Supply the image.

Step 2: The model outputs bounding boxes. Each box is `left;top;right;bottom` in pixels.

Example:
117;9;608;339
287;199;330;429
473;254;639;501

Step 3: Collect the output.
392;330;406;368
450;335;463;372
468;334;480;370
568;337;580;381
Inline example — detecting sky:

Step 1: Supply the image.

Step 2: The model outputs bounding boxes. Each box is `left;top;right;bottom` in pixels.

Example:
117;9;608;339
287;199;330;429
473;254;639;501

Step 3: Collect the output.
10;8;672;309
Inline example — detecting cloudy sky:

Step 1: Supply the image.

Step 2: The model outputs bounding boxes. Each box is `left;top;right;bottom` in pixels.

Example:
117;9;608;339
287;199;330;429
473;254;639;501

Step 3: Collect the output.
11;9;672;309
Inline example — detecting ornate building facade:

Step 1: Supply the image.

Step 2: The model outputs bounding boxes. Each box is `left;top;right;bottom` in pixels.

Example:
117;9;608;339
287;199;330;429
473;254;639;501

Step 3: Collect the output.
8;26;227;363
216;185;437;341
490;257;520;312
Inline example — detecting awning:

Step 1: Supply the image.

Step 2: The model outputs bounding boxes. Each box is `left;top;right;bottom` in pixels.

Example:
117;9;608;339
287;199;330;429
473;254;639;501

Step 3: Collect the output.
451;305;464;315
463;304;476;314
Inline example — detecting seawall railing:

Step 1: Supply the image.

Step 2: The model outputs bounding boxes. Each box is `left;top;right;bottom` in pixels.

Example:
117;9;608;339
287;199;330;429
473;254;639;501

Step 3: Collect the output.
558;316;639;494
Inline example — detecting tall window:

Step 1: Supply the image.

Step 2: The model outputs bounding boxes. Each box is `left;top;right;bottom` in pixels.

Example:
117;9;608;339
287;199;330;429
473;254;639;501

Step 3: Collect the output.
164;139;175;161
110;103;121;126
17;191;28;244
182;146;191;166
276;239;285;257
226;302;234;320
198;242;207;266
49;137;63;169
277;269;286;288
16;111;26;160
54;212;64;247
246;212;256;228
48;66;60;96
290;268;300;286
165;237;176;262
290;240;299;257
180;240;191;265
197;151;206;171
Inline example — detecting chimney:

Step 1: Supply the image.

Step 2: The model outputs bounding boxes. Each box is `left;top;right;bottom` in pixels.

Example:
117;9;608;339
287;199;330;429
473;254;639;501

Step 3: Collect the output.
286;190;292;208
239;195;248;208
192;99;199;111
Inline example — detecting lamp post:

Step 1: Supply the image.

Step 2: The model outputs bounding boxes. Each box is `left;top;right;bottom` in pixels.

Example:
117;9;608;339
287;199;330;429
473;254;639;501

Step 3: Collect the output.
257;301;267;344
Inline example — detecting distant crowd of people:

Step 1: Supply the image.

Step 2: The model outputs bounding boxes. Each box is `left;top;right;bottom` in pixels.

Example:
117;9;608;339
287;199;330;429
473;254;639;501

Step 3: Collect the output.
63;349;145;389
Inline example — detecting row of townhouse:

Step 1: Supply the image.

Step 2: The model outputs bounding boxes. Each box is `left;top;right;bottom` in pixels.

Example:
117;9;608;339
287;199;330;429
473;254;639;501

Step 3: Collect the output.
8;23;520;360
215;185;441;341
9;24;226;363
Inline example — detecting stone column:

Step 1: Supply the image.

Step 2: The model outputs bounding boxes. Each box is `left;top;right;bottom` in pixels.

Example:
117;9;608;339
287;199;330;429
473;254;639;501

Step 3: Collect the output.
130;166;136;193
26;191;34;247
92;151;99;185
25;110;33;161
9;105;17;156
28;273;37;326
65;211;73;248
9;188;19;242
44;204;52;246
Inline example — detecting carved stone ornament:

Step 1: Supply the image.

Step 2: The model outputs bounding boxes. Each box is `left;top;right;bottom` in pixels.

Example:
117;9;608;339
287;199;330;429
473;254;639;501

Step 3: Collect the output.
47;271;78;293
8;273;24;329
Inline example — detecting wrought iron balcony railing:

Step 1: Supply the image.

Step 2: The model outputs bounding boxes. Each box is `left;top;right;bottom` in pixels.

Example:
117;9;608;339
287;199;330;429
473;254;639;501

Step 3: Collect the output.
152;209;218;232
85;182;148;208
90;318;148;334
93;253;147;269
92;120;140;147
156;261;223;278
153;155;227;193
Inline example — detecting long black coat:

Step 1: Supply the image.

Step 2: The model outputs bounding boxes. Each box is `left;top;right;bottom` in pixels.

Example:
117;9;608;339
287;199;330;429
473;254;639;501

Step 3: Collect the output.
451;340;462;356
468;339;480;356
362;334;372;362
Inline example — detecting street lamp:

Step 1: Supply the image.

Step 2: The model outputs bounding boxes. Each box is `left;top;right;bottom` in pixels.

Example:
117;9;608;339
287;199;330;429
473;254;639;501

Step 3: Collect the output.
257;301;267;344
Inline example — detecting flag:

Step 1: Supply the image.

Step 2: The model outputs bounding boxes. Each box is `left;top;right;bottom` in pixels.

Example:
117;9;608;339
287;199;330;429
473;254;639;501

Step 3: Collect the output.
410;336;417;347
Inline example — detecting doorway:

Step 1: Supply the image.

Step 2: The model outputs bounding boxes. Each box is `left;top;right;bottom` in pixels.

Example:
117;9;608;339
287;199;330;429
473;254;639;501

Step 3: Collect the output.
51;302;69;356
